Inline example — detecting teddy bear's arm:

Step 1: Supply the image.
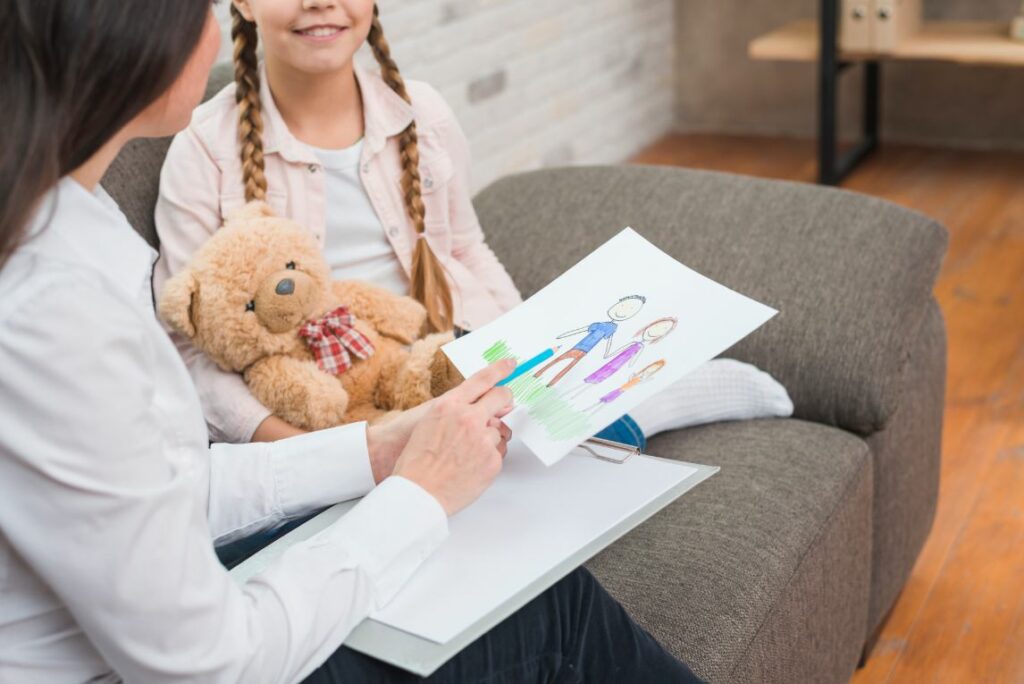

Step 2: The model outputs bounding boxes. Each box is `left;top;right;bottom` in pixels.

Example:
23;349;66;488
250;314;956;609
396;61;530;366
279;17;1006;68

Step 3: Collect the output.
331;281;427;345
244;356;350;432
379;331;463;410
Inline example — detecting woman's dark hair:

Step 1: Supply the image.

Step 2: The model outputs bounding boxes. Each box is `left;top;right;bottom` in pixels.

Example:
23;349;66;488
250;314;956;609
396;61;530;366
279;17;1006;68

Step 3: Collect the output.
0;0;213;268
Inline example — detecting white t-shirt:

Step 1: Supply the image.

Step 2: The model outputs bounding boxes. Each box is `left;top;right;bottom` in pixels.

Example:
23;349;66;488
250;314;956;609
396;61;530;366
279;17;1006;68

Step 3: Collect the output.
311;139;410;295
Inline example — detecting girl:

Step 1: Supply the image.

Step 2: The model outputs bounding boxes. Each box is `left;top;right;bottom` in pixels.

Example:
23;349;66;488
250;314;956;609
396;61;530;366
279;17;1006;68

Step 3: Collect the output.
156;0;792;449
0;2;700;681
155;0;523;444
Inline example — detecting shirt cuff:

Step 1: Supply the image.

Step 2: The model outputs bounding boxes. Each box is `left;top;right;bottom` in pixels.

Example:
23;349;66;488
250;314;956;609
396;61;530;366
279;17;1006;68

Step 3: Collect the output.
314;475;449;608
269;422;376;517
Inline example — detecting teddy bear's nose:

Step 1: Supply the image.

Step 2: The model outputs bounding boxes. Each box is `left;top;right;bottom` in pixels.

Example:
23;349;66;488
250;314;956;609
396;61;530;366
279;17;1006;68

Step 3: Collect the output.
275;278;295;296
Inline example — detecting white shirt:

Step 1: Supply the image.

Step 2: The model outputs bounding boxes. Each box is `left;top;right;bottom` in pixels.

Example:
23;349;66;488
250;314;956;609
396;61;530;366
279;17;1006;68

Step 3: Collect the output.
312;138;410;294
0;178;448;683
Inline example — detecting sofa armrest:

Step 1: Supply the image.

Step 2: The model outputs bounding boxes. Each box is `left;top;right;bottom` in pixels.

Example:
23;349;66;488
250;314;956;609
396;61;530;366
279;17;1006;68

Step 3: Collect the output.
473;165;948;435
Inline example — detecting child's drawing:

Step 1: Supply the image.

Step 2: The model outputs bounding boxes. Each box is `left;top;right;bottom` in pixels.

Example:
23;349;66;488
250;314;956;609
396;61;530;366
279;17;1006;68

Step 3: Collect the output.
532;295;646;387
479;316;677;443
563;317;678;400
440;227;779;465
582;360;667;414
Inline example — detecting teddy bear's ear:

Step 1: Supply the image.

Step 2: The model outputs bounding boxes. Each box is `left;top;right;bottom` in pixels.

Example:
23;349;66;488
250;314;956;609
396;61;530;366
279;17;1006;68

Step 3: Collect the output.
158;271;199;338
224;201;276;228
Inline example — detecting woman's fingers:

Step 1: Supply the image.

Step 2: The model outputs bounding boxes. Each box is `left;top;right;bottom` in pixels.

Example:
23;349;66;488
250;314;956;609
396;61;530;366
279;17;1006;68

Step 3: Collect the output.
486;418;513;458
453;359;515;404
474;385;514;420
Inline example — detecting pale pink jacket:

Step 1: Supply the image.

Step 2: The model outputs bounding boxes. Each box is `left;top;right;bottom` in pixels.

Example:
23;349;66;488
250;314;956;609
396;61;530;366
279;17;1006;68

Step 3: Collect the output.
154;62;522;442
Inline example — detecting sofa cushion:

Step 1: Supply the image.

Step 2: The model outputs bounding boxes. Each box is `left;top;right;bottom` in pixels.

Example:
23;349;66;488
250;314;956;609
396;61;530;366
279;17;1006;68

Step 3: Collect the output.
473;166;947;436
586;418;872;683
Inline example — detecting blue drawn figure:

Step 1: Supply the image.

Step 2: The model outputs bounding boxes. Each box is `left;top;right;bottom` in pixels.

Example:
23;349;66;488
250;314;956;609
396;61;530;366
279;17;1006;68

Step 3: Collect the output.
582;359;668;414
563;316;678;401
532;295;647;388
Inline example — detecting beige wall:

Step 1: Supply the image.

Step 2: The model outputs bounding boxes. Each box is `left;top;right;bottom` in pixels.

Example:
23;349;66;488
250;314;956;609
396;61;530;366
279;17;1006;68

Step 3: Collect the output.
675;0;1024;149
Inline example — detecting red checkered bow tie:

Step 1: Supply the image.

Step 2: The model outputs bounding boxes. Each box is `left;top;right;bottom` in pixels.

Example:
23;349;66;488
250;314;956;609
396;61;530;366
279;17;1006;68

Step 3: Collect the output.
298;306;375;375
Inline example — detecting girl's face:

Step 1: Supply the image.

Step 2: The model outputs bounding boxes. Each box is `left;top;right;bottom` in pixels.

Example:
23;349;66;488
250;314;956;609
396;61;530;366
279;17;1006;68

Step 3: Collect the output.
133;8;221;138
637;362;665;380
235;0;376;75
642;319;676;342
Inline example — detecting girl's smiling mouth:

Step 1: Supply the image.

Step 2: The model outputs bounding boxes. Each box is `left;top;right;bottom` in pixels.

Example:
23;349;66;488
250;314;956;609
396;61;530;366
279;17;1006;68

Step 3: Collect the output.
293;24;347;42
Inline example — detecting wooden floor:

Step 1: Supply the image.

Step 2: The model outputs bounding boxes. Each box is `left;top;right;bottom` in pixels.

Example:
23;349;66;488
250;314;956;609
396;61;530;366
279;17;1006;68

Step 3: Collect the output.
631;135;1024;683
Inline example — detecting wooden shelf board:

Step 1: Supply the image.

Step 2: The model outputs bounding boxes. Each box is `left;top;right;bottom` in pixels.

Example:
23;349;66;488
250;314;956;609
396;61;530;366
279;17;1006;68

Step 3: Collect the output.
749;19;1024;67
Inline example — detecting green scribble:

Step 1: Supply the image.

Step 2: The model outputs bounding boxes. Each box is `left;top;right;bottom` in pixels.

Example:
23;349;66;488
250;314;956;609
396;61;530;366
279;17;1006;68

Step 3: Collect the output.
527;387;595;441
481;342;593;441
483;339;516;364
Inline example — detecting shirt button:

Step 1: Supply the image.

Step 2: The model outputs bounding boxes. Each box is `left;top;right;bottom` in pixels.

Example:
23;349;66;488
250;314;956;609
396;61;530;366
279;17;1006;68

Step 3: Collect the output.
388;225;399;237
423;177;433;189
308;164;319;173
361;162;370;173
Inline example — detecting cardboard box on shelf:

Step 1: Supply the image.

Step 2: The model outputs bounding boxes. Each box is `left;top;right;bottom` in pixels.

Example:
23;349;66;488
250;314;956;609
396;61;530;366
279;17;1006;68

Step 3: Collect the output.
840;0;922;54
840;0;875;53
875;0;922;52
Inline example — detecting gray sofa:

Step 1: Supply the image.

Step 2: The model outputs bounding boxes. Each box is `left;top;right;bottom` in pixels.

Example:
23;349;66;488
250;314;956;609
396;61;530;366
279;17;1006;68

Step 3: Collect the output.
102;71;946;684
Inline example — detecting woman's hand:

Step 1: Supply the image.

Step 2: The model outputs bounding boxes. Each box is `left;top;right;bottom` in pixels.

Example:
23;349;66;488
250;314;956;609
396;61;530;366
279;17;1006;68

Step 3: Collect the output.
365;400;435;484
367;360;514;484
390;359;515;516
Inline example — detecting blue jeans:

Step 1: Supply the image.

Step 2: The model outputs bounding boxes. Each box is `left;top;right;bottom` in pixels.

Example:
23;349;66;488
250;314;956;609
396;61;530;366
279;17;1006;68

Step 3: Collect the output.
303;566;703;683
216;516;316;569
593;414;647;451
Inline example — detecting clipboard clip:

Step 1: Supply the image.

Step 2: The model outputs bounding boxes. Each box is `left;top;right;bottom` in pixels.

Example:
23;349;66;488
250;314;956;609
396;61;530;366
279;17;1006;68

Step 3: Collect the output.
580;436;640;464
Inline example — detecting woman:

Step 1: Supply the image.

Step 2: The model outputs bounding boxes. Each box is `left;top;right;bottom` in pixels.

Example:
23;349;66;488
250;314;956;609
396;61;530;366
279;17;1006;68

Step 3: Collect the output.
0;2;702;681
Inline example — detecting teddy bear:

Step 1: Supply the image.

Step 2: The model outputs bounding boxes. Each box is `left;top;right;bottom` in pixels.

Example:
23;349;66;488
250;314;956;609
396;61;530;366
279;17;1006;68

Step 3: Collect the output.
158;202;463;431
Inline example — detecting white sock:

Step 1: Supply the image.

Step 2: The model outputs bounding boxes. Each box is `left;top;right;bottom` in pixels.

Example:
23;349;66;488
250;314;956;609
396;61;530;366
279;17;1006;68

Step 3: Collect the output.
629;358;794;438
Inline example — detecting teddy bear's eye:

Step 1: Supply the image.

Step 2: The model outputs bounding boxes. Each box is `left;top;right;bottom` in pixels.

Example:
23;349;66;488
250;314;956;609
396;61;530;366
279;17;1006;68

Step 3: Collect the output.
245;300;256;312
285;261;296;270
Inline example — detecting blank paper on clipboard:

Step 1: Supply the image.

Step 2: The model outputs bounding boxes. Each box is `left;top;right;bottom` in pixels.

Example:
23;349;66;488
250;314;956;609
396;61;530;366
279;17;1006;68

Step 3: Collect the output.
366;440;700;644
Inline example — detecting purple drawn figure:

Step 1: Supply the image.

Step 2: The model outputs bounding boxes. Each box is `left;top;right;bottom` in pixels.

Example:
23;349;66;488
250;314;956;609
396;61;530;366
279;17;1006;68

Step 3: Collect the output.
532;295;646;387
583;360;668;414
564;316;678;401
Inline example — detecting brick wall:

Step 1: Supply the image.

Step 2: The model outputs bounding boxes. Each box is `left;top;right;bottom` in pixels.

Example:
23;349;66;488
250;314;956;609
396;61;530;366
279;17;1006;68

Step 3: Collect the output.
214;1;675;193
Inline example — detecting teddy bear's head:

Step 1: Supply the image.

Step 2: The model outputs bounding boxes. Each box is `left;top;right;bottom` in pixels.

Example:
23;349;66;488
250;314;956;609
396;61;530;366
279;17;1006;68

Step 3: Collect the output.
159;202;333;372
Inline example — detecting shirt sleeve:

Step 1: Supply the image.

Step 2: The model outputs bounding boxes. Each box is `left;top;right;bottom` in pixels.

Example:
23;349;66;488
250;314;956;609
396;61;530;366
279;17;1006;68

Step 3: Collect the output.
0;278;448;683
207;422;377;545
436;97;523;315
153;125;272;443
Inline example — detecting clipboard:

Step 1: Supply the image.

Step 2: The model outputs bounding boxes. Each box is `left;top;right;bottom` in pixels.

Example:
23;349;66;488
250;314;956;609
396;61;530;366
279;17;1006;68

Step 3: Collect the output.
229;445;717;677
579;436;640;464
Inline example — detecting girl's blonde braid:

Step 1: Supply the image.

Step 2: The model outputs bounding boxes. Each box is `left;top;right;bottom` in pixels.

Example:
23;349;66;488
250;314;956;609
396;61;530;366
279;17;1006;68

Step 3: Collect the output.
367;4;454;333
231;5;268;202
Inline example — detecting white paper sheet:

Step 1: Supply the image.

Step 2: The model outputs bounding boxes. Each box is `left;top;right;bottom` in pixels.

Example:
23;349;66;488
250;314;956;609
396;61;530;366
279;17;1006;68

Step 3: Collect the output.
368;440;699;644
443;227;777;465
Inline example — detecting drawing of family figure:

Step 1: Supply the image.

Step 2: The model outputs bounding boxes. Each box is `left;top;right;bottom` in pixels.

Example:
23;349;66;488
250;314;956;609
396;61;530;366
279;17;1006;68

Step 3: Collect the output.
561;317;676;413
580;359;667;414
530;294;677;411
532;295;647;387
